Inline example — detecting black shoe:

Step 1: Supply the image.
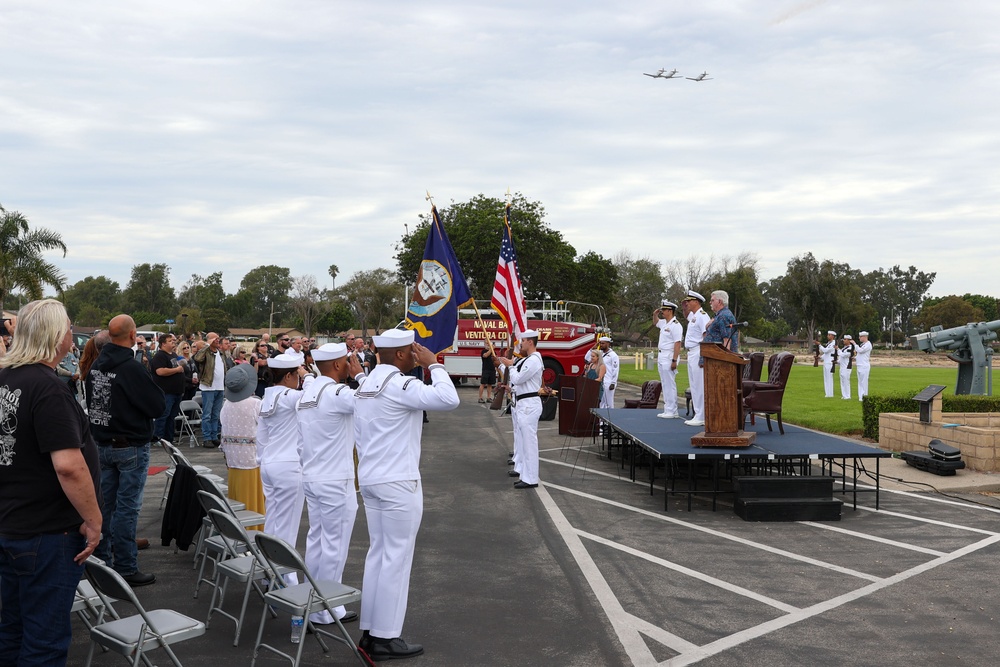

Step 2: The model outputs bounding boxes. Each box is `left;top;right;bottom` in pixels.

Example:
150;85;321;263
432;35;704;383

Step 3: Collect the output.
358;630;372;652
508;470;520;477
202;440;220;449
507;459;515;465
123;571;156;587
340;610;358;623
367;637;424;661
513;481;538;489
422;417;429;424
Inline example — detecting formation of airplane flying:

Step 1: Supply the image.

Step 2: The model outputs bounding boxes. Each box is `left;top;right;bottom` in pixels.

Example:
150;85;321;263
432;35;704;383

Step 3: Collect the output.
643;69;713;81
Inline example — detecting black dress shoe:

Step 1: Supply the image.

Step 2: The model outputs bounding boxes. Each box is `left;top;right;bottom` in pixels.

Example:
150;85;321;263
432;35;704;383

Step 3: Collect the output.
202;440;220;449
123;571;156;587
507;459;515;465
508;470;520;477
513;481;538;489
340;610;358;623
367;637;424;661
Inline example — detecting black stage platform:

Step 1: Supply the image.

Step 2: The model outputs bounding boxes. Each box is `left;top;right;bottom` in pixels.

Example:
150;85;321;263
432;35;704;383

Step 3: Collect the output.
590;408;892;511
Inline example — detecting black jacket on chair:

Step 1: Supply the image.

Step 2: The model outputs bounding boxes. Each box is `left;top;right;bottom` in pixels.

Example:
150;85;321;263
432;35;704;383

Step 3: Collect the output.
160;464;205;550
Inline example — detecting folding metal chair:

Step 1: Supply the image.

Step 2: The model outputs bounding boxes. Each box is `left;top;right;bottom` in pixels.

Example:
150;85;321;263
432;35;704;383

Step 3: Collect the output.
158;439;221;510
193;490;252;599
176;400;203;448
250;533;369;667
83;558;206;667
205;509;293;646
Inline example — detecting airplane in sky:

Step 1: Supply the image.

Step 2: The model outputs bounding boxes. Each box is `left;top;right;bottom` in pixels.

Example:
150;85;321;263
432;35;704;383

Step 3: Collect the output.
643;68;682;79
686;71;713;81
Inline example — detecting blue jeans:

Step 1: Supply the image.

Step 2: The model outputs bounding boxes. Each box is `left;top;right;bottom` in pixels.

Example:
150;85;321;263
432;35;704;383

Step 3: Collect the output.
0;531;86;666
201;390;224;442
94;443;150;575
153;392;182;442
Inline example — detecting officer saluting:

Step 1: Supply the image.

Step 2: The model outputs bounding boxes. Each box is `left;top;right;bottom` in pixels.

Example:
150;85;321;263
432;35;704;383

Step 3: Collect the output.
653;300;683;419
498;329;543;489
354;329;460;661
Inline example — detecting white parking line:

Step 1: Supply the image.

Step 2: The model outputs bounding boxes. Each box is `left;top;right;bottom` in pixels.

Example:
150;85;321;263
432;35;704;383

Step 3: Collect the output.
799;521;948;556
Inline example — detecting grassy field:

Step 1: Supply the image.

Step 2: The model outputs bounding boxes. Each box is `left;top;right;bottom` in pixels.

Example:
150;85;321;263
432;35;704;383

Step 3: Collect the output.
618;363;957;436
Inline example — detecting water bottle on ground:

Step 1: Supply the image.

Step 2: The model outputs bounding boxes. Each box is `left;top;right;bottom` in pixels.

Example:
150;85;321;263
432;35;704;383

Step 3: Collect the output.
290;616;304;643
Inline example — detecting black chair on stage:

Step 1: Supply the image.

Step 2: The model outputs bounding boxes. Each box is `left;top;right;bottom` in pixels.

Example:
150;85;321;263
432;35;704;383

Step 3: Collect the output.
623;380;661;409
743;352;794;435
742;352;765;384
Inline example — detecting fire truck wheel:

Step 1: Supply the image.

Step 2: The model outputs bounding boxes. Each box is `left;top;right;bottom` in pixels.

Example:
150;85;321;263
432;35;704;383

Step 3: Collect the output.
542;358;563;390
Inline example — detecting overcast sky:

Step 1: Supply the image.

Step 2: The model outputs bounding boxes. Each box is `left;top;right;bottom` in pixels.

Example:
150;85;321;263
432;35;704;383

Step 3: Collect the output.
3;1;998;300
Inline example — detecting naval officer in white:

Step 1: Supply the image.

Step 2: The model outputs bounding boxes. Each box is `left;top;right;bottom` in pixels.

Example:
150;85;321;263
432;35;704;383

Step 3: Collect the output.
681;290;710;426
354;328;460;661
816;331;837;398
296;342;365;626
653;300;683;418
498;329;543;488
855;331;873;400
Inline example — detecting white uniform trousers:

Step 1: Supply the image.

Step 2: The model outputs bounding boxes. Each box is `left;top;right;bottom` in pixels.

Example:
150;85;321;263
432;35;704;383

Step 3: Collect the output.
823;361;835;397
303;479;358;624
600;382;615;410
260;460;304;586
359;480;423;639
839;364;853;399
657;356;679;417
510;401;521;473
513;397;541;485
687;349;705;421
857;363;870;401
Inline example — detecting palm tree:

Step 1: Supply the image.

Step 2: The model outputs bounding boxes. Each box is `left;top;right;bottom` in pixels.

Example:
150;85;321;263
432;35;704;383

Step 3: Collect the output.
328;264;339;290
0;204;68;312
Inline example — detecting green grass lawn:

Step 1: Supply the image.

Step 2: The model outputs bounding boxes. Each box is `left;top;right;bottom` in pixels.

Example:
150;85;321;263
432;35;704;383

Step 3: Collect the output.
618;363;957;436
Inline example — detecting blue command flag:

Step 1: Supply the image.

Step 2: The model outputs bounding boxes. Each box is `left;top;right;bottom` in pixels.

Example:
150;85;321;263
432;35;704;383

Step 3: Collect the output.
404;205;474;355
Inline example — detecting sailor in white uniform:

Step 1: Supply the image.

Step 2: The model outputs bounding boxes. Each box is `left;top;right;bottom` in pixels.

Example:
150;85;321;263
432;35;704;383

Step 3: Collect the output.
296;343;365;626
597;336;619;410
498;330;543;488
816;331;837;398
839;334;855;400
354;329;460;661
256;352;312;586
681;290;710;426
653;300;683;418
855;331;873;400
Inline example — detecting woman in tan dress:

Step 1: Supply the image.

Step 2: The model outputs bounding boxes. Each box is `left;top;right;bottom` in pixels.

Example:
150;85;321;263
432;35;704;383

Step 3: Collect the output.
219;364;265;525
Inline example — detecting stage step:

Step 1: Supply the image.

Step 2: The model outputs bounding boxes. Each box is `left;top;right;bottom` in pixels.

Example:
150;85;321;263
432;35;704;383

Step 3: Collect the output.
733;476;834;499
735;497;843;522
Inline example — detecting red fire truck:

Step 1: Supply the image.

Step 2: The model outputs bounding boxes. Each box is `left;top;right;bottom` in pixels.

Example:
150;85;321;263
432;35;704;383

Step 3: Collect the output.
436;300;608;388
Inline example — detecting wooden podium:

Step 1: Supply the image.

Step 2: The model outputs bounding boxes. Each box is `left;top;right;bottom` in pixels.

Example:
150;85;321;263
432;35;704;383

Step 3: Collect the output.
691;343;756;448
558;375;601;437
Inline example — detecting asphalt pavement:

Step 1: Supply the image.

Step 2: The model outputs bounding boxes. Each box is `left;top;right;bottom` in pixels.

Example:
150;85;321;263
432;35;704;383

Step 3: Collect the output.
67;383;1000;666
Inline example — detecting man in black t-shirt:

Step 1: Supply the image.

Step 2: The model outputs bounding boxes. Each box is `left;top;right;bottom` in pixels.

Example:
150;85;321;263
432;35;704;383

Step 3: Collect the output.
151;333;186;443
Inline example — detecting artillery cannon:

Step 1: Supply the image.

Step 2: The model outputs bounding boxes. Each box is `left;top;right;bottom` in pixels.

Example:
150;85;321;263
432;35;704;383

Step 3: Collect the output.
910;320;1000;395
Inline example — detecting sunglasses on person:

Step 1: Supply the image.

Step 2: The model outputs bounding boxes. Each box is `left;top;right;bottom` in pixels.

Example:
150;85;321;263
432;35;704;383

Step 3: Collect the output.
280;338;290;342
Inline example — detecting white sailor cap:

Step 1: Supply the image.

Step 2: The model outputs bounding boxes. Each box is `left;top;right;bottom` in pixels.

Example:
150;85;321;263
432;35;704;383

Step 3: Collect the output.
859;331;869;337
661;299;678;309
844;334;853;340
681;290;705;303
312;342;348;361
269;353;302;369
520;329;539;339
827;330;836;335
599;336;612;343
373;329;414;348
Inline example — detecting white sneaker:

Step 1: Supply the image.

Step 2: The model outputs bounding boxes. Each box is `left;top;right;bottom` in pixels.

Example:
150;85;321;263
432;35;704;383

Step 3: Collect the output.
657;413;680;419
684;419;704;426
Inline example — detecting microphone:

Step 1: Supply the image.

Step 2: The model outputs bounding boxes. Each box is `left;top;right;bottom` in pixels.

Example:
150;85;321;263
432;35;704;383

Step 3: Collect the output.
729;321;750;328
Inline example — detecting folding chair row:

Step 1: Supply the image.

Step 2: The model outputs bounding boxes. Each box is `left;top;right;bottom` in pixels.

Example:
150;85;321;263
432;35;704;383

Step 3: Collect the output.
158;440;227;510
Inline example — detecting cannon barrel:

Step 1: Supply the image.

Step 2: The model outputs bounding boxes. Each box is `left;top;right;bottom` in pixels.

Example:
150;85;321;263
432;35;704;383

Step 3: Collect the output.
910;319;1000;353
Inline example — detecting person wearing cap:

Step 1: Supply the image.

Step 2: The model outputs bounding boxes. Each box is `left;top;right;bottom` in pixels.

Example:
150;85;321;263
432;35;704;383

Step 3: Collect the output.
653;300;683;418
219;363;265;519
681;290;711;426
596;336;619;410
296;343;365;626
839;334;856;400
256;352;313;588
856;331;873;400
498;330;544;489
814;330;838;398
354;328;460;661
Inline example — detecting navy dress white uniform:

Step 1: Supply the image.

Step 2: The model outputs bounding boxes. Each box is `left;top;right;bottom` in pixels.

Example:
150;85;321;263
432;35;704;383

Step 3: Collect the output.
296;343;365;625
839;335;855;400
354;329;459;643
855;332;873;401
256;353;312;585
682;291;711;423
818;331;837;398
598;337;619;410
507;334;543;486
655;300;683;419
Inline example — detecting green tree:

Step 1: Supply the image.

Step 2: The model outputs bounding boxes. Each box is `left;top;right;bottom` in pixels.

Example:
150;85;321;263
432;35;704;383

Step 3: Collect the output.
175;308;205;337
959;294;999;322
608;251;666;340
237;265;292;327
75;304;109;329
202;308;231;334
121;263;176;317
289;275;331;337
0;203;67;310
314;302;355;336
572;251;619;314
338;268;403;336
328;264;339;290
62;275;121;321
178;272;226;311
914;296;985;330
888;265;936;335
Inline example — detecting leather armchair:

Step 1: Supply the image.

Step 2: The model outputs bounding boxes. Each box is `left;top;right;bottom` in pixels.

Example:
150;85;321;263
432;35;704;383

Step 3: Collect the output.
743;352;794;434
624;380;662;409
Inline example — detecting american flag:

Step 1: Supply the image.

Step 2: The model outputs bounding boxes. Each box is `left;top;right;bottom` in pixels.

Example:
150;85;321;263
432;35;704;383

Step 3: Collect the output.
490;207;528;341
